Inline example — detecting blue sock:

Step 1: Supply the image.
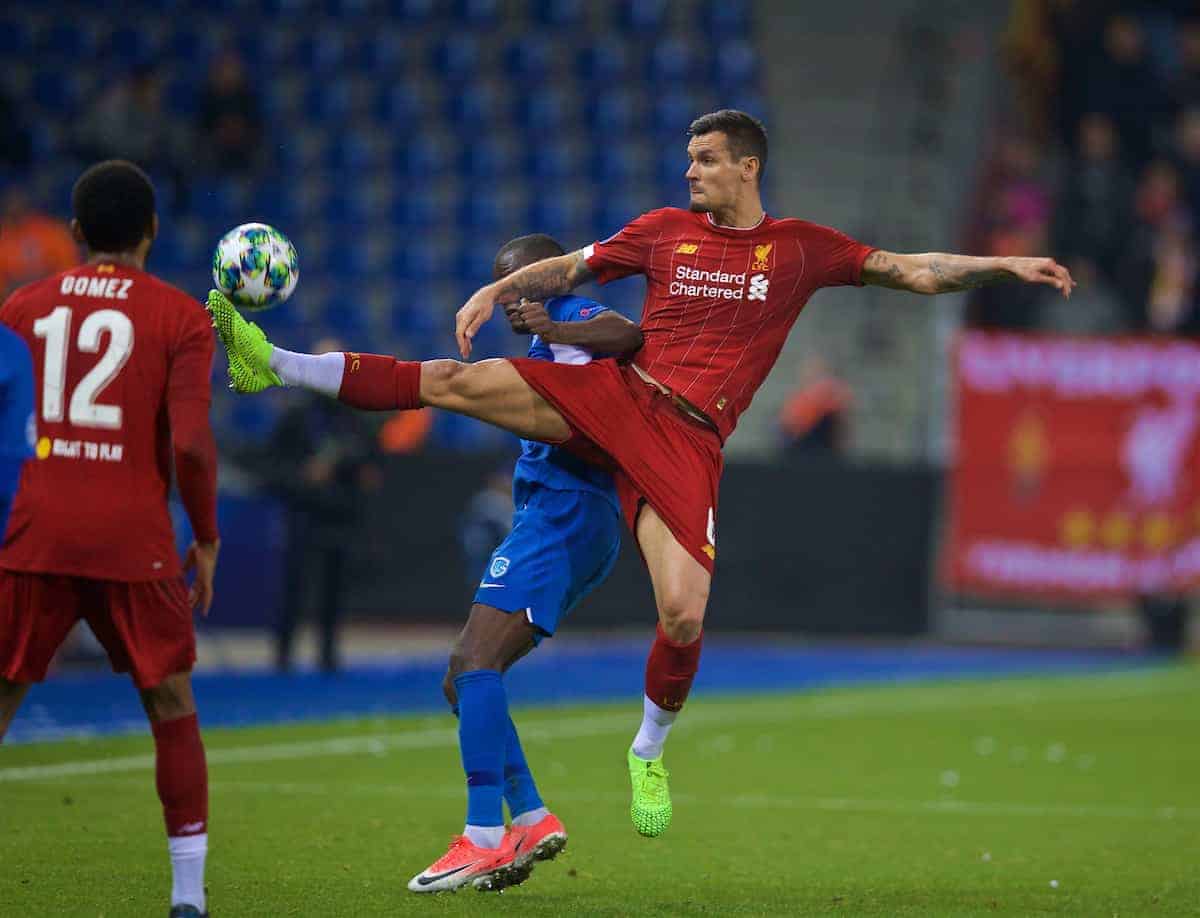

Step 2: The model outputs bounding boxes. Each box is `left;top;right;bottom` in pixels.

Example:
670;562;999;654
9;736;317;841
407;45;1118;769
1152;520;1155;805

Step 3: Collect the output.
503;717;544;820
453;670;507;829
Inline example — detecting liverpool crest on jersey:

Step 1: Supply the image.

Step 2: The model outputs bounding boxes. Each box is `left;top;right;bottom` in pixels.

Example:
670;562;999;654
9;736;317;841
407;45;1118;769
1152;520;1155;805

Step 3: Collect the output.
750;243;773;272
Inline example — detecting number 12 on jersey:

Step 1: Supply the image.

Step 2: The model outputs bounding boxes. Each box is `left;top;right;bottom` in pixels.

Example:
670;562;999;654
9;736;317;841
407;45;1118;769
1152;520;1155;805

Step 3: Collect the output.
32;306;134;430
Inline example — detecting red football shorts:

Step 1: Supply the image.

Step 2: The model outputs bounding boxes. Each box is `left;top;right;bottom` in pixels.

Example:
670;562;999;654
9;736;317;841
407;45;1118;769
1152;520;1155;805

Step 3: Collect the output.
0;570;195;690
510;358;723;574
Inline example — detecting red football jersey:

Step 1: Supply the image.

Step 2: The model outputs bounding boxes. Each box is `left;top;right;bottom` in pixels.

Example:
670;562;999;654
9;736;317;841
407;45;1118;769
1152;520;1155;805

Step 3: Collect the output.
584;208;874;442
0;263;215;581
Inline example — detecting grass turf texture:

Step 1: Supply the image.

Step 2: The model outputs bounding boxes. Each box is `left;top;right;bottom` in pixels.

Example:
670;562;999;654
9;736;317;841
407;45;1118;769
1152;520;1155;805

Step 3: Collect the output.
2;665;1196;916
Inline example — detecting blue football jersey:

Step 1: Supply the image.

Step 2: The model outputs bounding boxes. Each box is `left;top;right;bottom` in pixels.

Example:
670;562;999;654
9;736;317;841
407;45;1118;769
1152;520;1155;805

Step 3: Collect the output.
512;295;619;510
0;324;34;536
0;324;34;461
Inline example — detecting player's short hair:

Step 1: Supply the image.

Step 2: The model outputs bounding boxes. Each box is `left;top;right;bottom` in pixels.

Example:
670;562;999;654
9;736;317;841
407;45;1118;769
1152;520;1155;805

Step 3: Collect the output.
493;233;566;279
688;109;769;182
71;160;156;253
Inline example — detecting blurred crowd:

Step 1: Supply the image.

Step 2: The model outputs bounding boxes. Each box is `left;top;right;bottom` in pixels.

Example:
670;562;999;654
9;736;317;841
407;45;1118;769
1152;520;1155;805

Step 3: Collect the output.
972;2;1200;336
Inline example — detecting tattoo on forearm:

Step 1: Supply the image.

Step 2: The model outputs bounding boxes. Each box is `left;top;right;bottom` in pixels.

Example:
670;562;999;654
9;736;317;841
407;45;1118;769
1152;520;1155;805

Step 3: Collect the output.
864;250;904;287
497;252;588;302
927;258;1010;292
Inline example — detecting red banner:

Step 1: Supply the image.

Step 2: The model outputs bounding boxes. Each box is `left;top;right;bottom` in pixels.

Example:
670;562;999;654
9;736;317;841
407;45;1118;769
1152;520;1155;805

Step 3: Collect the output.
944;332;1200;601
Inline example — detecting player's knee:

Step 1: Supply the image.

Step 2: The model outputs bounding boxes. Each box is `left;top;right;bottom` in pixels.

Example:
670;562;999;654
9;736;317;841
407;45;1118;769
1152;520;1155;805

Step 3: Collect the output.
658;590;707;644
422;359;469;401
140;677;195;723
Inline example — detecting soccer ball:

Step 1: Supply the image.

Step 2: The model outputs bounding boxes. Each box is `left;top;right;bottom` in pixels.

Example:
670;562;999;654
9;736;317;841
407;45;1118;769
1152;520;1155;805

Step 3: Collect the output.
212;222;299;311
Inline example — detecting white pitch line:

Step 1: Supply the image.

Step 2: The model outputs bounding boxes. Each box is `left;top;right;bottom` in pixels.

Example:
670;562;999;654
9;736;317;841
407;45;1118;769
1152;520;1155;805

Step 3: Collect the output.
34;774;1197;823
2;668;1188;783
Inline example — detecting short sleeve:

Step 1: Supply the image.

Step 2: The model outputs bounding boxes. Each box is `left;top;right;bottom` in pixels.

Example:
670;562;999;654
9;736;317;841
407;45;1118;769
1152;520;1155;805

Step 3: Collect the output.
801;223;875;288
168;303;216;408
583;210;667;284
561;296;609;323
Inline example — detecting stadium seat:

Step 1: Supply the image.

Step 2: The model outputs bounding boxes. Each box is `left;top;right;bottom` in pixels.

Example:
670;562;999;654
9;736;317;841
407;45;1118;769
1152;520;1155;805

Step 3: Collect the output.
376;81;432;124
518;87;575;133
430;33;483;83
527;138;585;183
446;81;510;129
587;86;646;133
703;0;752;40
456;0;502;28
460;137;519;181
0;16;33;55
36;22;94;60
532;0;586;28
385;0;438;24
616;0;667;32
650;34;704;87
576;39;631;84
362;29;407;75
30;71;79;113
504;33;553;84
712;38;759;93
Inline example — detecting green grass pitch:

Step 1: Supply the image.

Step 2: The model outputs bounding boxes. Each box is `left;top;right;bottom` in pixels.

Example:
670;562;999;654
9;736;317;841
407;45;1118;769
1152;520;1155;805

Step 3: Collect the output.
2;665;1197;916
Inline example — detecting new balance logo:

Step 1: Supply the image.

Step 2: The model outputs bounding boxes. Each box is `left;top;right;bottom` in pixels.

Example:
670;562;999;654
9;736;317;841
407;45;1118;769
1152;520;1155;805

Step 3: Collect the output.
748;274;770;301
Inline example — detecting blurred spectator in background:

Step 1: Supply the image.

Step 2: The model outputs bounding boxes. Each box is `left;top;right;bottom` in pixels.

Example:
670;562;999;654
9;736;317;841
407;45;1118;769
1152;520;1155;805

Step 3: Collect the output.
1052;113;1133;283
198;50;264;176
968;137;1052;329
251;340;382;673
459;469;513;592
777;357;853;455
75;64;191;212
0;88;33;172
1083;14;1169;170
1168;19;1200;116
0;187;77;300
1117;159;1200;332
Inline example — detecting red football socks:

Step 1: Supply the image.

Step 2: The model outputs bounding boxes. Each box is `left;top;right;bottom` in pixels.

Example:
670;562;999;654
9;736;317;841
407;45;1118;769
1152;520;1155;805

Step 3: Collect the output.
644;623;703;713
151;713;208;837
337;353;422;410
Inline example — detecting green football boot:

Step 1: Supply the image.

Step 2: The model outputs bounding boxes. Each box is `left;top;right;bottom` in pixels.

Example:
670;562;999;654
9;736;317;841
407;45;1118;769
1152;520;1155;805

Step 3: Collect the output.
627;747;672;837
205;289;282;394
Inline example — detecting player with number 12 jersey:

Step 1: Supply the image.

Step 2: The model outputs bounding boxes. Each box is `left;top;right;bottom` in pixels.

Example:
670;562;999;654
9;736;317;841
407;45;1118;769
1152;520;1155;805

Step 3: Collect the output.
0;160;218;918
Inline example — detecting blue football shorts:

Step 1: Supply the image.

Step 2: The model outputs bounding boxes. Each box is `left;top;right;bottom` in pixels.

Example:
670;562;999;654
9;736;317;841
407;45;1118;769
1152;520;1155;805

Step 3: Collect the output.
472;484;621;642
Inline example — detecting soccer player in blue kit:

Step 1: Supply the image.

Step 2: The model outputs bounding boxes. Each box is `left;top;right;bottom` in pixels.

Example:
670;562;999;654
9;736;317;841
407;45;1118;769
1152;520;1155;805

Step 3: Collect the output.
0;324;34;538
407;234;644;893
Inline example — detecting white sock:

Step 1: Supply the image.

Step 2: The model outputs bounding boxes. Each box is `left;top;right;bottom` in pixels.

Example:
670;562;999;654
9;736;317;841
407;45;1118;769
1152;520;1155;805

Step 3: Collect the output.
464;824;505;849
168;833;207;910
631;694;678;761
512;806;549;827
268;348;345;396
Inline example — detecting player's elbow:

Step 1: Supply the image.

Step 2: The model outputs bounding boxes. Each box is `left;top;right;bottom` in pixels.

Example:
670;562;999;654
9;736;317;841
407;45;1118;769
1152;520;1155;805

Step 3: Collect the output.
172;427;216;467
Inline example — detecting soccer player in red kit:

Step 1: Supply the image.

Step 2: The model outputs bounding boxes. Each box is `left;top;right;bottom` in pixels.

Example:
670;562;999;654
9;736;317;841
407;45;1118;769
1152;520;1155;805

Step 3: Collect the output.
0;161;219;918
209;110;1074;840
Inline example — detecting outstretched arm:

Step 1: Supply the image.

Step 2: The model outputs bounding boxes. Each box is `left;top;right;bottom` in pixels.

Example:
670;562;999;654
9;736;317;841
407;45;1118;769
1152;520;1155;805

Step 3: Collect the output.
861;250;1075;298
456;251;595;358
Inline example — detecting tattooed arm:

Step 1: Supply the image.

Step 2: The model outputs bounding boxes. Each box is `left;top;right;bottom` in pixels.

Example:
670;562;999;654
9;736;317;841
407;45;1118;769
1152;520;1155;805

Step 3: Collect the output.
861;250;1076;297
456;251;595;357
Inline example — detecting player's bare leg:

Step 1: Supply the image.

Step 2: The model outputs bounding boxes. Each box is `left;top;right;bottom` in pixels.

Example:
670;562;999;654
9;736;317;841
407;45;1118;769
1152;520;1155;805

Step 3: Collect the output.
140;672;210;917
625;506;709;837
0;677;32;742
207;290;571;444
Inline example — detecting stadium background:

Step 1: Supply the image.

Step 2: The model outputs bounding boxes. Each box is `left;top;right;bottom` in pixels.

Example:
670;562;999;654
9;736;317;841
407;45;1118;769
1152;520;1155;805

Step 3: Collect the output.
1;0;1197;704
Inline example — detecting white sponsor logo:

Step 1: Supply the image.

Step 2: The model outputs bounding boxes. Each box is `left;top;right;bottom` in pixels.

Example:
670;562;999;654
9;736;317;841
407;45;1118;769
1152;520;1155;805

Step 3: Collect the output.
670;264;747;300
478;583;504;589
706;507;717;546
1122;401;1197;507
489;556;510;578
748;273;770;301
178;821;205;834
